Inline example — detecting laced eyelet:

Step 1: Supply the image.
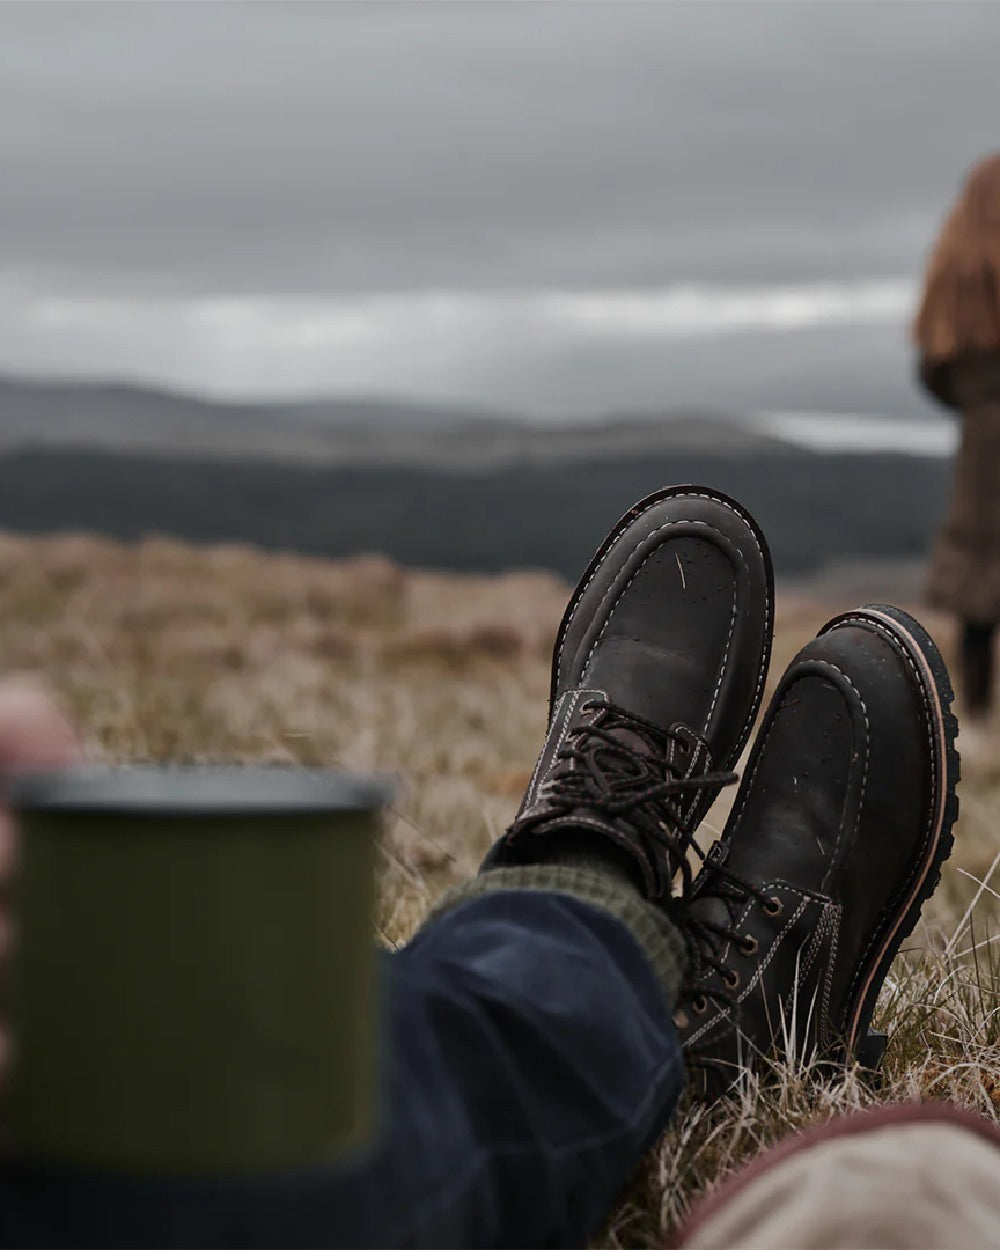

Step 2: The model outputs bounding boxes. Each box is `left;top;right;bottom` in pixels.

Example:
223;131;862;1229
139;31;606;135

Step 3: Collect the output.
763;895;783;917
723;969;740;990
691;993;708;1015
738;935;759;957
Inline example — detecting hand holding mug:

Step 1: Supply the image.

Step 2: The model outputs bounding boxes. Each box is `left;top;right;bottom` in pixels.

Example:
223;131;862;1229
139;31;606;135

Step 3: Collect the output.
0;681;83;1088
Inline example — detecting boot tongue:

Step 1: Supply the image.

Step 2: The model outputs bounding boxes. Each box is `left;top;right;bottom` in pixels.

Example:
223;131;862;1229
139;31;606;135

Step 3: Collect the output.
504;695;717;900
545;698;713;819
686;844;756;966
587;702;712;784
586;636;716;732
513;691;714;831
589;705;662;761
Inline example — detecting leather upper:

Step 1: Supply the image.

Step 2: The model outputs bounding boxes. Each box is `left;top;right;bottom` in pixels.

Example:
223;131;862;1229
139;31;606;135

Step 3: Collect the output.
552;489;773;764
485;486;774;900
679;609;955;1095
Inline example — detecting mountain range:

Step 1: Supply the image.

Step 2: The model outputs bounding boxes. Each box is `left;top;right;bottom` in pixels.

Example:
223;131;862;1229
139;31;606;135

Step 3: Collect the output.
0;373;950;579
0;373;806;466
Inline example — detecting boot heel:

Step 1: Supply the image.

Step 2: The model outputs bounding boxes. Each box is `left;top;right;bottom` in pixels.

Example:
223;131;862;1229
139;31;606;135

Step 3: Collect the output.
857;1028;888;1071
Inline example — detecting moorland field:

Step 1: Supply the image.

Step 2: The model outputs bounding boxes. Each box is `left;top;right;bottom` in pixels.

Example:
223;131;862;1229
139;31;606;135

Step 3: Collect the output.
1;529;998;1244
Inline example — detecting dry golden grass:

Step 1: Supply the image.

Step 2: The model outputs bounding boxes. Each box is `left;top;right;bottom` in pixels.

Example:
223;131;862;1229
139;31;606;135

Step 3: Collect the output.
2;529;1000;1244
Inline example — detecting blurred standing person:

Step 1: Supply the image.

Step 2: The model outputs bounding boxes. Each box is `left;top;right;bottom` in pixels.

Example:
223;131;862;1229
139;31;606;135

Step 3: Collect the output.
915;153;1000;719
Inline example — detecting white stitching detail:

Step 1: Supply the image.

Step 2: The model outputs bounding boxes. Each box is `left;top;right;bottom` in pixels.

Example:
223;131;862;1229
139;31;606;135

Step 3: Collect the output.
555;491;771;752
832;615;940;1008
720;693;774;840
522;688;605;809
523;690;569;806
692;895;756;989
779;901;840;1043
820;904;842;1039
683;737;709;825
570;518;743;782
712;611;941;1045
805;660;870;894
579;519;740;677
723;659;869;896
703;576;739;736
685;886;809;1046
797;900;832;982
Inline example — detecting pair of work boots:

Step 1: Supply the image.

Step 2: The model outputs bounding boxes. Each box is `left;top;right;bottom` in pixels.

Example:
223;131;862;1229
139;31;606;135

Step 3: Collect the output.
486;486;960;1097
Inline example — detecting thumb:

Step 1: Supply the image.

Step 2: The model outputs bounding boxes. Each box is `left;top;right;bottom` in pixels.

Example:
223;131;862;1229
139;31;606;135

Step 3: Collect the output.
0;680;83;774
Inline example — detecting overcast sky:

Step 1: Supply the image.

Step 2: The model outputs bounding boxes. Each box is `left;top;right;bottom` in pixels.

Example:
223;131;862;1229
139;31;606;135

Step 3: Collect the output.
2;2;999;418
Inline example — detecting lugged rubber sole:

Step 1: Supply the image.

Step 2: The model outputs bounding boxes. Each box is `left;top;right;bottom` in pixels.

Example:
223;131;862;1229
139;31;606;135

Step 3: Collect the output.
819;604;960;1058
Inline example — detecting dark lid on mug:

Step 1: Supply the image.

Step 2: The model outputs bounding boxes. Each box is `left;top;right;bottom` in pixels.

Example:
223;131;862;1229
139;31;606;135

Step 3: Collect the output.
5;765;395;817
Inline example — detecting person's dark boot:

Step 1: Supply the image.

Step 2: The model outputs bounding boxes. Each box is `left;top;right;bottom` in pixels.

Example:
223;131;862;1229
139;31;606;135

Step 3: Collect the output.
961;620;995;718
482;485;774;900
676;604;960;1096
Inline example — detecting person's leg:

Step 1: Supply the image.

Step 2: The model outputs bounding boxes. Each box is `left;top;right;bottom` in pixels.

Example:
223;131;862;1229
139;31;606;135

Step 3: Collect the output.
0;892;684;1249
332;891;686;1247
0;486;776;1249
337;484;773;1246
961;619;995;715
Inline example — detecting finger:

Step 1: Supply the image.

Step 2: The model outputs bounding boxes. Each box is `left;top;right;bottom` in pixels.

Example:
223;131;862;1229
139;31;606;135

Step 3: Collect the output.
0;812;13;882
0;680;83;772
0;682;74;1092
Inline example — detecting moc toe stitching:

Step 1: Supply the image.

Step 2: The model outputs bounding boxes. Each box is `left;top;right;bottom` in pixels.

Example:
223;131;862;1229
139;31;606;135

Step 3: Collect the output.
814;613;947;1041
552;487;773;759
576;518;742;739
680;602;959;1095
486;485;775;905
520;688;606;812
719;662;867;870
703;556;740;735
803;660;871;896
554;487;770;685
831;618;942;1020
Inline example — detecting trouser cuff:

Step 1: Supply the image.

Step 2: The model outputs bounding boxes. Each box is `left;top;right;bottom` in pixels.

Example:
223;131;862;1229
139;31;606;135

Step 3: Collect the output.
424;864;687;1008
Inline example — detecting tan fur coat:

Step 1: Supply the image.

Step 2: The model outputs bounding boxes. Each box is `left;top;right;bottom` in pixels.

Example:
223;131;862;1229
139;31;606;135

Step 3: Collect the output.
924;353;1000;622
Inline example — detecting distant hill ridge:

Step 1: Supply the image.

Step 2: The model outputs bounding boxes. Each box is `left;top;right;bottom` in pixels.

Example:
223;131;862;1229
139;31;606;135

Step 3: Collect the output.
0;372;951;576
0;443;947;578
0;372;796;467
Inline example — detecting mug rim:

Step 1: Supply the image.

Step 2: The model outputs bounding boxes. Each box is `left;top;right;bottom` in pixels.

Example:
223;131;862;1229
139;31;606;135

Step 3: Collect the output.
5;764;395;817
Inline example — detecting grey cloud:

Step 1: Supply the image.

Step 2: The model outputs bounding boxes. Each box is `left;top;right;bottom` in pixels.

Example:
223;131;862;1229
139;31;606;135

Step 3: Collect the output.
465;321;926;420
1;3;998;295
0;1;997;415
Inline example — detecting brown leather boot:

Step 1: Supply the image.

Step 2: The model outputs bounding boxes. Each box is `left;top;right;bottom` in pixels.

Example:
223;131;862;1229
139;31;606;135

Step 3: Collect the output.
676;605;960;1096
483;484;774;902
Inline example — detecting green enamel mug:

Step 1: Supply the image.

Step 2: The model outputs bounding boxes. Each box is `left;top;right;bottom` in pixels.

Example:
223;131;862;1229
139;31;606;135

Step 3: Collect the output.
4;765;392;1175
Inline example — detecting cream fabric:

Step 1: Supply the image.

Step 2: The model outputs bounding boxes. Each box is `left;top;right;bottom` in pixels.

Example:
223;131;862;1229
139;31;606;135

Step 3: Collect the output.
682;1120;1000;1250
